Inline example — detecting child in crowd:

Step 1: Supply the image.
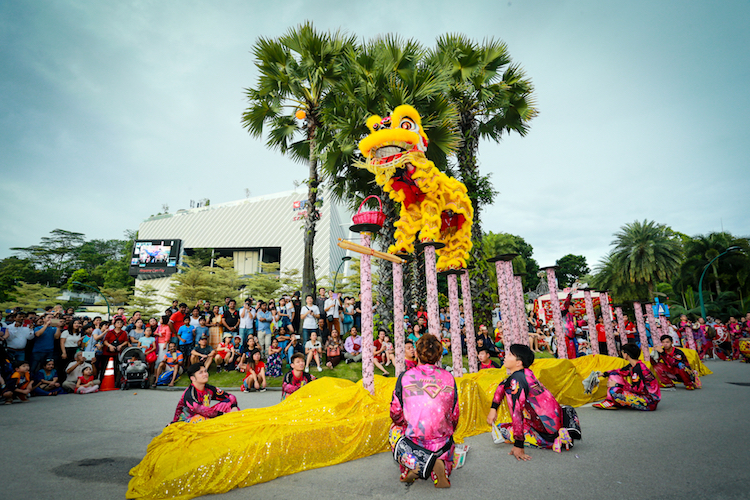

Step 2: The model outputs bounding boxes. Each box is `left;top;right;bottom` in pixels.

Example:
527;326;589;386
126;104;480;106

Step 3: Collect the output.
215;333;236;373
195;317;210;347
594;343;661;411
487;344;574;459
139;326;158;372
177;316;196;366
281;352;315;400
32;359;64;396
75;366;99;394
266;338;283;377
3;360;32;404
383;335;395;366
478;348;501;370
241;351;267;392
304;331;323;373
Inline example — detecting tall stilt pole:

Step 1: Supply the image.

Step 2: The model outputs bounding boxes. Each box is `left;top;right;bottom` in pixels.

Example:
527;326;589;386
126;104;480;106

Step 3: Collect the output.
583;289;599;355
360;232;375;395
448;273;463;377
645;304;662;350
514;274;529;346
543;266;567;359
423;245;441;338
614;306;626;349
490;254;518;345
659;315;671;345
600;292;617;357
461;270;478;373
393;261;405;376
633;301;651;362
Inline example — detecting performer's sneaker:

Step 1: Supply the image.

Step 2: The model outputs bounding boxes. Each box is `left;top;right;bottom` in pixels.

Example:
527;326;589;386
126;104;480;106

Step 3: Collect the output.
592;400;618;410
553;428;573;453
685;386;695;391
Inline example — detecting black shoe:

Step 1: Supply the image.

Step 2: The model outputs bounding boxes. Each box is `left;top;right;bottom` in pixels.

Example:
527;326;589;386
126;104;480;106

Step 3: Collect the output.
345;358;353;364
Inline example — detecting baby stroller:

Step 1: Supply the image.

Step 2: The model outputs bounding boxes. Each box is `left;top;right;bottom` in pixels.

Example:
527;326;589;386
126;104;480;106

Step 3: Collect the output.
119;346;150;390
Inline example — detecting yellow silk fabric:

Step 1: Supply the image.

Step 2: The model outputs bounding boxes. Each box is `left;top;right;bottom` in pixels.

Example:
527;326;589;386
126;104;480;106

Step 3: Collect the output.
127;354;710;500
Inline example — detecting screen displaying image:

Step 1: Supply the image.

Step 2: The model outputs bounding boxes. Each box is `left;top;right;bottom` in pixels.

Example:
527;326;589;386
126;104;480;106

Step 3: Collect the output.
138;245;172;264
131;257;139;265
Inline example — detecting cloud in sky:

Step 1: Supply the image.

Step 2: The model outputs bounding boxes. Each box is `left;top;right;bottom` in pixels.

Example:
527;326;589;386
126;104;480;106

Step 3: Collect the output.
1;0;748;276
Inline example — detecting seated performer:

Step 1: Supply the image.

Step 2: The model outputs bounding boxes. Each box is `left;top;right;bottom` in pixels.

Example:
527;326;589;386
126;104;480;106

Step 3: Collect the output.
390;334;458;488
486;344;573;460
171;363;239;424
281;352;316;400
593;343;661;411
653;335;699;390
478;348;501;370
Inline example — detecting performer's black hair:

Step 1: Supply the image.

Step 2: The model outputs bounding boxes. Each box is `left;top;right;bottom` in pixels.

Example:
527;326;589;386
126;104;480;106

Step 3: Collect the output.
186;363;203;379
509;344;535;368
660;334;672;342
621;343;641;360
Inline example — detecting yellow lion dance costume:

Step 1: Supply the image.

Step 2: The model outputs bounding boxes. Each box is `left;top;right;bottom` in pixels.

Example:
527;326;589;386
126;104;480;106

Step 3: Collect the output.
357;105;473;271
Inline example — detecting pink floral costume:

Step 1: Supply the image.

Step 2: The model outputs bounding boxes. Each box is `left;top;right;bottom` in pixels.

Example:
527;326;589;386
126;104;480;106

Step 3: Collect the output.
491;368;570;451
389;364;459;480
601;361;661;411
172;384;238;423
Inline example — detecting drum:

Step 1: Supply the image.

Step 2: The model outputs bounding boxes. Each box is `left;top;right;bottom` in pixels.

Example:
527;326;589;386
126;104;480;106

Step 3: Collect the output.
738;338;750;361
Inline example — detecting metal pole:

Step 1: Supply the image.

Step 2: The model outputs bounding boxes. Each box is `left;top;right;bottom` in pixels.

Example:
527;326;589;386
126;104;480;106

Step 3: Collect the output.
332;256;351;293
699;246;741;319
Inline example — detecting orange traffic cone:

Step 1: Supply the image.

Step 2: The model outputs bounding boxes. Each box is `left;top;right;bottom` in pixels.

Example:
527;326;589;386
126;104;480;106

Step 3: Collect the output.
100;357;117;392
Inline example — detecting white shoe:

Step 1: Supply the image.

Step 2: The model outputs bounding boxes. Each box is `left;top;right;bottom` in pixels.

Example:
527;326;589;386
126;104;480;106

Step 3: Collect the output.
317;366;323;372
305;367;309;373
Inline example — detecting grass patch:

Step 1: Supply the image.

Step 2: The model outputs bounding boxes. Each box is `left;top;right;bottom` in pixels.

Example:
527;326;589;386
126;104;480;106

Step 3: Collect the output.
172;350;556;387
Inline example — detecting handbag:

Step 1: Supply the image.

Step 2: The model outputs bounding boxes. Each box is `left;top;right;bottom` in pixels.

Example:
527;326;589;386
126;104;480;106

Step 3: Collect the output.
560;405;582;440
146;351;158;363
327;315;334;323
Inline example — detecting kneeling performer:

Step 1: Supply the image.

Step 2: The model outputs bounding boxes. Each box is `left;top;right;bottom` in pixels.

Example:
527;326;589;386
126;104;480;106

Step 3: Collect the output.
171;363;239;423
593;343;661;411
390;334;459;488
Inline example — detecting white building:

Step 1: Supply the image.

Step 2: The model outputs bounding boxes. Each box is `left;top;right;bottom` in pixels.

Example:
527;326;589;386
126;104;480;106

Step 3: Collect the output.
134;189;354;305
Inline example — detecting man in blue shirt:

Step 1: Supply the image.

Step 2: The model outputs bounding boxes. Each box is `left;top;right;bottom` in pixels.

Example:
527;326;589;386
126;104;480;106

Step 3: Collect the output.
255;301;274;356
177;316;196;368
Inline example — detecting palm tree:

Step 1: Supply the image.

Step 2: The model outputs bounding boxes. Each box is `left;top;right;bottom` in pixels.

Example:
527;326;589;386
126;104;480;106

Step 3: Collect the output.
609;220;683;299
242;22;355;298
425;35;537;323
318;35;461;326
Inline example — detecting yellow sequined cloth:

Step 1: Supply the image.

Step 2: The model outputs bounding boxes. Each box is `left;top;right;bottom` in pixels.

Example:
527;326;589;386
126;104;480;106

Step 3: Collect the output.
127;353;710;499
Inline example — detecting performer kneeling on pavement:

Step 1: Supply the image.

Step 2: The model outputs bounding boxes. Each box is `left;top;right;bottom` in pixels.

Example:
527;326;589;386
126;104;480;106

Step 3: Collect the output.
171;363;239;424
593;343;661;411
389;334;458;488
653;334;700;390
486;344;574;460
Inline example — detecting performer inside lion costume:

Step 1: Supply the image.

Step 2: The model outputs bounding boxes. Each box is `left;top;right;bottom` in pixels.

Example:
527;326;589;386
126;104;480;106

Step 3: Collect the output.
357;105;473;271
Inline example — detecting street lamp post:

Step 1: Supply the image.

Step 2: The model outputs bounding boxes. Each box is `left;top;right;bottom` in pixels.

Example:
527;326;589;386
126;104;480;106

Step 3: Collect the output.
332;256;352;293
72;281;110;320
698;246;741;319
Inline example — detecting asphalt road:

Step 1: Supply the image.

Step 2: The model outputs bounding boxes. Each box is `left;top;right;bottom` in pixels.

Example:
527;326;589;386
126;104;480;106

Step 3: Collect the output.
1;360;749;500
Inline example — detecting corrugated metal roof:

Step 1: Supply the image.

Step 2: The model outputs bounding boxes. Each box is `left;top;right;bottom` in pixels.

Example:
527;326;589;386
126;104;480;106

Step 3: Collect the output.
138;189;352;278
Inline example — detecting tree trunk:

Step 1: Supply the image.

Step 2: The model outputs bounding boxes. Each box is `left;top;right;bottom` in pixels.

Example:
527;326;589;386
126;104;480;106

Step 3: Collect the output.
301;123;319;299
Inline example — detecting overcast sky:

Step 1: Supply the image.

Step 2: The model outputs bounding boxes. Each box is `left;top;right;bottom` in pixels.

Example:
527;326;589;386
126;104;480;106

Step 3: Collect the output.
2;0;748;272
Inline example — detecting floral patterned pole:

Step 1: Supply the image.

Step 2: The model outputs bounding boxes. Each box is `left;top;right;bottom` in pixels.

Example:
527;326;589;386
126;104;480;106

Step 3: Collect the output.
461;270;478;373
583;289;599;355
448;273;463;377
393;262;405;376
615;306;626;349
360;233;375;395
645;304;662;349
543;266;567;359
683;321;697;351
514;275;529;346
490;255;518;346
660;315;672;345
423;245;440;338
633;301;651;362
600;292;616;358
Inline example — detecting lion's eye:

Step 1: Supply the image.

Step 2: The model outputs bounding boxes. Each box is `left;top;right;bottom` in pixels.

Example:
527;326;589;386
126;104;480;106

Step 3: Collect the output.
399;118;417;131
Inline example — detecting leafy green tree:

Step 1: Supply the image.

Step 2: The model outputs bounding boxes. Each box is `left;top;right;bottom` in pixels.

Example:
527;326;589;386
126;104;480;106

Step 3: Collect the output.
66;269;96;291
0;257;41;302
129;283;162;318
243;263;301;302
98;287;130;307
555;254;590;288
11;229;86;285
169;257;248;305
0;282;61;312
608;220;683;299
426;35;537;323
243;22;356;299
483;231;539;290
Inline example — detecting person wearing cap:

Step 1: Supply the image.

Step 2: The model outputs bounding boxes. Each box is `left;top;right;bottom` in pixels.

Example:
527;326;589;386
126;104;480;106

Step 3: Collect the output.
215;332;236;372
190;336;216;371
